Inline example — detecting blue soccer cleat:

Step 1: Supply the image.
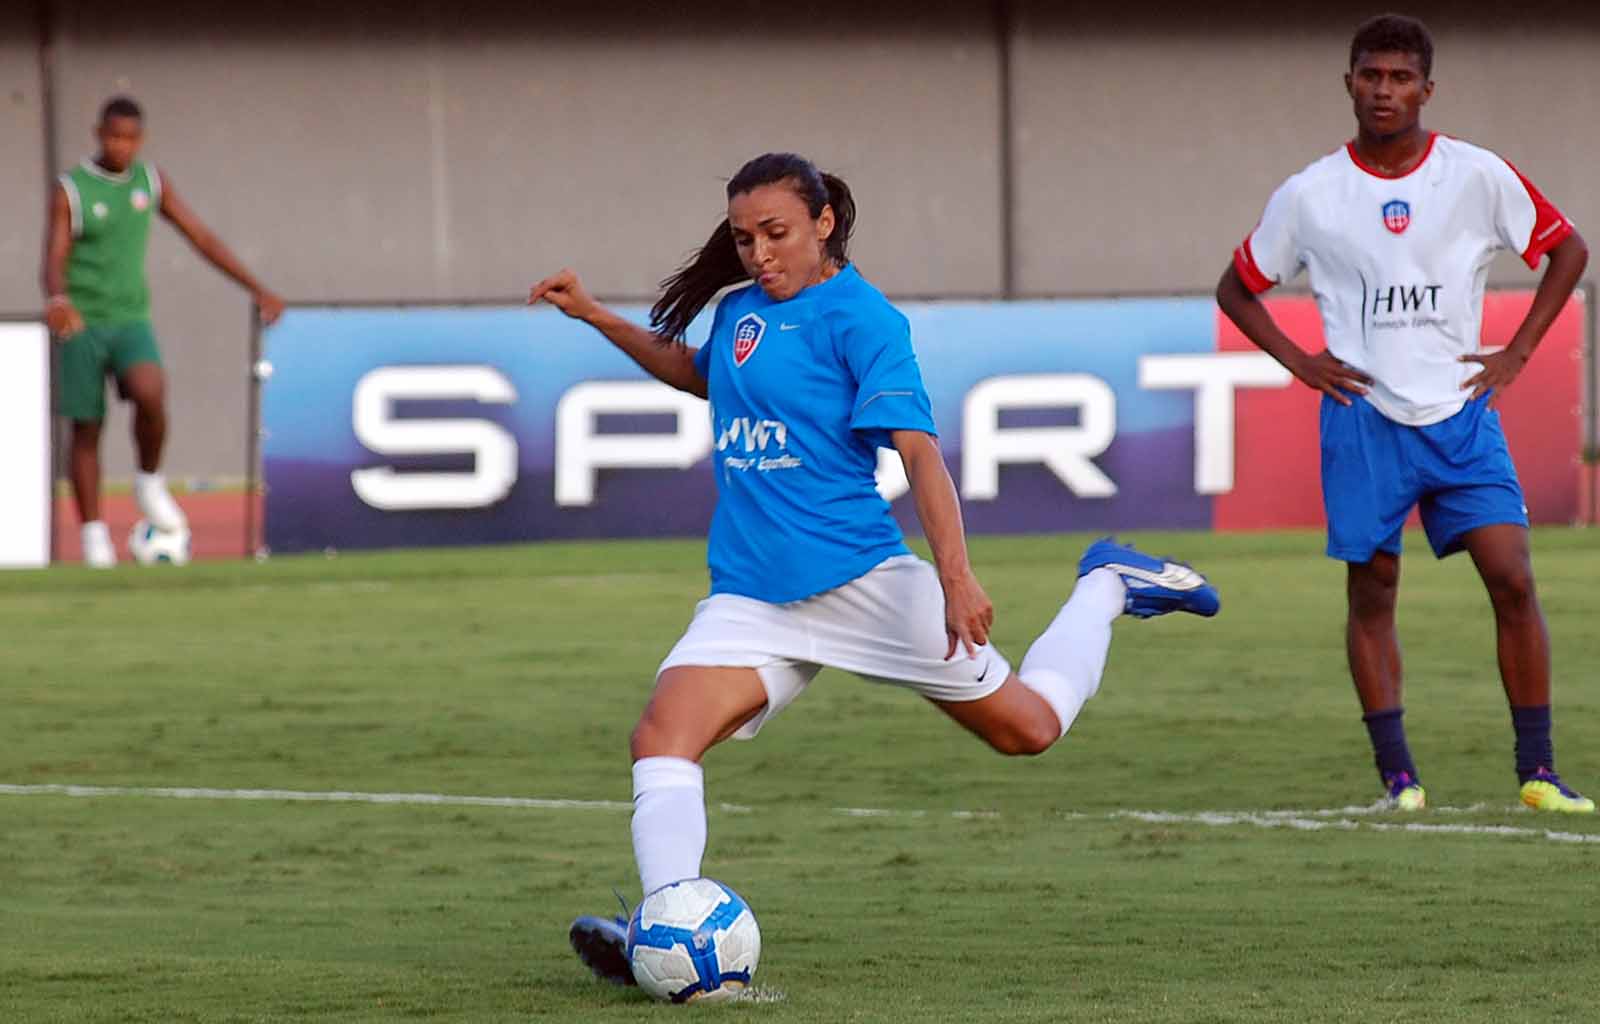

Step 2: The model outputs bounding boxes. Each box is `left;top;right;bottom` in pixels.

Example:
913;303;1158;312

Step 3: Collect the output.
1078;537;1220;619
569;915;636;986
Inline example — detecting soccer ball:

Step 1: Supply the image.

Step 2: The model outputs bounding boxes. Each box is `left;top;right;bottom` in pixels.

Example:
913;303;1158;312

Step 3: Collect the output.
627;877;760;1003
128;519;191;566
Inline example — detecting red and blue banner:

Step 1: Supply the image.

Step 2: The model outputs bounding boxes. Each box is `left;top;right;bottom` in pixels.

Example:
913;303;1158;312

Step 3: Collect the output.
1216;292;1586;530
260;291;1586;554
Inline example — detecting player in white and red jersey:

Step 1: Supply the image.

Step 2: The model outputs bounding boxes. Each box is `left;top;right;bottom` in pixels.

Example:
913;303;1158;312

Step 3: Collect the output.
1217;14;1591;812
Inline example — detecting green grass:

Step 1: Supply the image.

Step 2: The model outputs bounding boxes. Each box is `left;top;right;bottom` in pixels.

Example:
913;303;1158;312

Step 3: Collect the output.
4;529;1599;1021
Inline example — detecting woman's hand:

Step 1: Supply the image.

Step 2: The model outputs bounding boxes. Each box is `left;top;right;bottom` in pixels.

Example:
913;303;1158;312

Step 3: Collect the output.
528;268;603;323
940;566;995;661
891;430;994;660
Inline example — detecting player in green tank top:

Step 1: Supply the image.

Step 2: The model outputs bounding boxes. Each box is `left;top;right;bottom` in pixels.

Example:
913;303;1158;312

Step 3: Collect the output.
42;96;284;567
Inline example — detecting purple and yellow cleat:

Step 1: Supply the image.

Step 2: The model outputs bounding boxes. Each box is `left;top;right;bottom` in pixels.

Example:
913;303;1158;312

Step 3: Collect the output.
1520;768;1595;813
1384;771;1426;811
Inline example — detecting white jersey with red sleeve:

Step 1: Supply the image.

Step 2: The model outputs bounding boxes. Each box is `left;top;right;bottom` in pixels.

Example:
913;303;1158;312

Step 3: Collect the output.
1233;132;1575;425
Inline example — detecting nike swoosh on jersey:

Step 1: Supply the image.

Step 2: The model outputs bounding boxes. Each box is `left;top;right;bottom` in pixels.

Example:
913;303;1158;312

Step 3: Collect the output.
779;323;801;330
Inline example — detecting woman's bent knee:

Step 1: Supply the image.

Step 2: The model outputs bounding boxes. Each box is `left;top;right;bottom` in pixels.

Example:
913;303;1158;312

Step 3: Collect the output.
994;721;1056;757
975;714;1057;757
629;666;767;762
629;713;696;761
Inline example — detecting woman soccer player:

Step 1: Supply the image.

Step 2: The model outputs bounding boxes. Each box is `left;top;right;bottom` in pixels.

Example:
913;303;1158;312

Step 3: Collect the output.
529;152;1220;985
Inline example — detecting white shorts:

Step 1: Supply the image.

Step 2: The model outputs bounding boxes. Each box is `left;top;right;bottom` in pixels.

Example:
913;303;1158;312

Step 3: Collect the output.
657;554;1011;739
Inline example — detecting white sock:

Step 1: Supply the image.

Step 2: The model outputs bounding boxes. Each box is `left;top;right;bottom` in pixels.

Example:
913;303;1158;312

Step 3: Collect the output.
631;756;706;898
1017;568;1126;737
81;520;115;567
135;472;186;530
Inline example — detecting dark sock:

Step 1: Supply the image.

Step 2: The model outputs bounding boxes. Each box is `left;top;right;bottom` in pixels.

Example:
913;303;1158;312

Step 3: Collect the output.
1510;704;1554;783
1362;707;1418;783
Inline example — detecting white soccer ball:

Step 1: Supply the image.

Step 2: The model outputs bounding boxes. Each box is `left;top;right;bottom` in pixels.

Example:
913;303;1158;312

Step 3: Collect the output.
128;519;191;566
627;877;760;1003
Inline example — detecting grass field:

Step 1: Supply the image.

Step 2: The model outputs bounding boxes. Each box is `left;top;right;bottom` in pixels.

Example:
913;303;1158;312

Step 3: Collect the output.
5;529;1599;1022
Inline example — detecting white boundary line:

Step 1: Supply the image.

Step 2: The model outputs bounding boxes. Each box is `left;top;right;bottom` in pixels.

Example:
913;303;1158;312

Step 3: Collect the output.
4;783;1597;845
1114;809;1600;845
0;783;634;812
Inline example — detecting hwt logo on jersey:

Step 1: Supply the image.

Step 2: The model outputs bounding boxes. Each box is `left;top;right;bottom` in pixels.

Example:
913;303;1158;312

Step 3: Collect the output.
716;415;787;452
1371;283;1442;314
714;411;802;474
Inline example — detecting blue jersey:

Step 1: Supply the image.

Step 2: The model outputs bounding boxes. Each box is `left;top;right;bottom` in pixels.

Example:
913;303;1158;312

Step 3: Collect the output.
692;265;937;603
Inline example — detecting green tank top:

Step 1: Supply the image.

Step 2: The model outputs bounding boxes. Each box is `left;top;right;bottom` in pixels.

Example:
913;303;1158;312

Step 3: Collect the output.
60;159;161;323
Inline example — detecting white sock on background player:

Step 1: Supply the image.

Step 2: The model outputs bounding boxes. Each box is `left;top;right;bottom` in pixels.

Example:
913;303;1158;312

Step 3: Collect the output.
81;520;116;569
631;756;706;898
135;471;187;532
1017;567;1125;737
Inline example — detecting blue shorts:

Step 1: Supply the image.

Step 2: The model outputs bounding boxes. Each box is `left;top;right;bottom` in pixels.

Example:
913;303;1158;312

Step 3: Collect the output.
1320;394;1528;563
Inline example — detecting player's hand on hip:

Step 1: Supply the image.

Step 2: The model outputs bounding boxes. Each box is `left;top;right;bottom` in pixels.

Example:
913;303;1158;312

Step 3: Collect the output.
1459;349;1526;403
255;289;286;326
1293;349;1372;406
45;298;84;340
941;568;995;660
528;268;601;323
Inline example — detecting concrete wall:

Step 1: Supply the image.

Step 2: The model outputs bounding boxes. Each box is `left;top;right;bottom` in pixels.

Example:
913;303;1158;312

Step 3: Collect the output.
3;1;1594;478
1012;0;1600;296
1;4;48;316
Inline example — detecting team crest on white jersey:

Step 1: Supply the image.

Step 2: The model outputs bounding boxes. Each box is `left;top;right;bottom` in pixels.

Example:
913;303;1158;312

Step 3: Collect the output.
1382;199;1411;234
732;313;766;367
131;189;150;211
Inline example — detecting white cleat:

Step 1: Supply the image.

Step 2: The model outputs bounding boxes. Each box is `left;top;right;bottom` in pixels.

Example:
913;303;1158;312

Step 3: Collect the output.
135;472;188;533
81;520;117;568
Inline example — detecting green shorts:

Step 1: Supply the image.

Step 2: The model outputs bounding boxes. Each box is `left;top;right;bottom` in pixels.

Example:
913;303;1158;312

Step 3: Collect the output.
56;320;162;422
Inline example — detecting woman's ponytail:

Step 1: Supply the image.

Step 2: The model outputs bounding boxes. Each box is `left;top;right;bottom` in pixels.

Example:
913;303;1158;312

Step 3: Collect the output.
651;219;746;341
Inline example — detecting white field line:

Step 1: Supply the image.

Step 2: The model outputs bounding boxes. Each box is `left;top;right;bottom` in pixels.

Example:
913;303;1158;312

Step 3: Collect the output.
1114;809;1600;845
0;783;634;812
3;783;1596;845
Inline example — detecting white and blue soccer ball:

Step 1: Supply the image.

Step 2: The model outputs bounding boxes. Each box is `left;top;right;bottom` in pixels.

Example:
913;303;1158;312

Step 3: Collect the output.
627;877;760;1003
128;519;191;566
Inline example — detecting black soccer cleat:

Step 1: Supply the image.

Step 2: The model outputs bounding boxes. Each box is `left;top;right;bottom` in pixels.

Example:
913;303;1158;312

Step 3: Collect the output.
569;915;636;986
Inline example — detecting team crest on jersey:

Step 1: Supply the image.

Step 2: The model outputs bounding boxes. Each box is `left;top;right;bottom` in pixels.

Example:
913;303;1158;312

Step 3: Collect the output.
732;312;766;367
131;189;150;212
1382;199;1411;234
